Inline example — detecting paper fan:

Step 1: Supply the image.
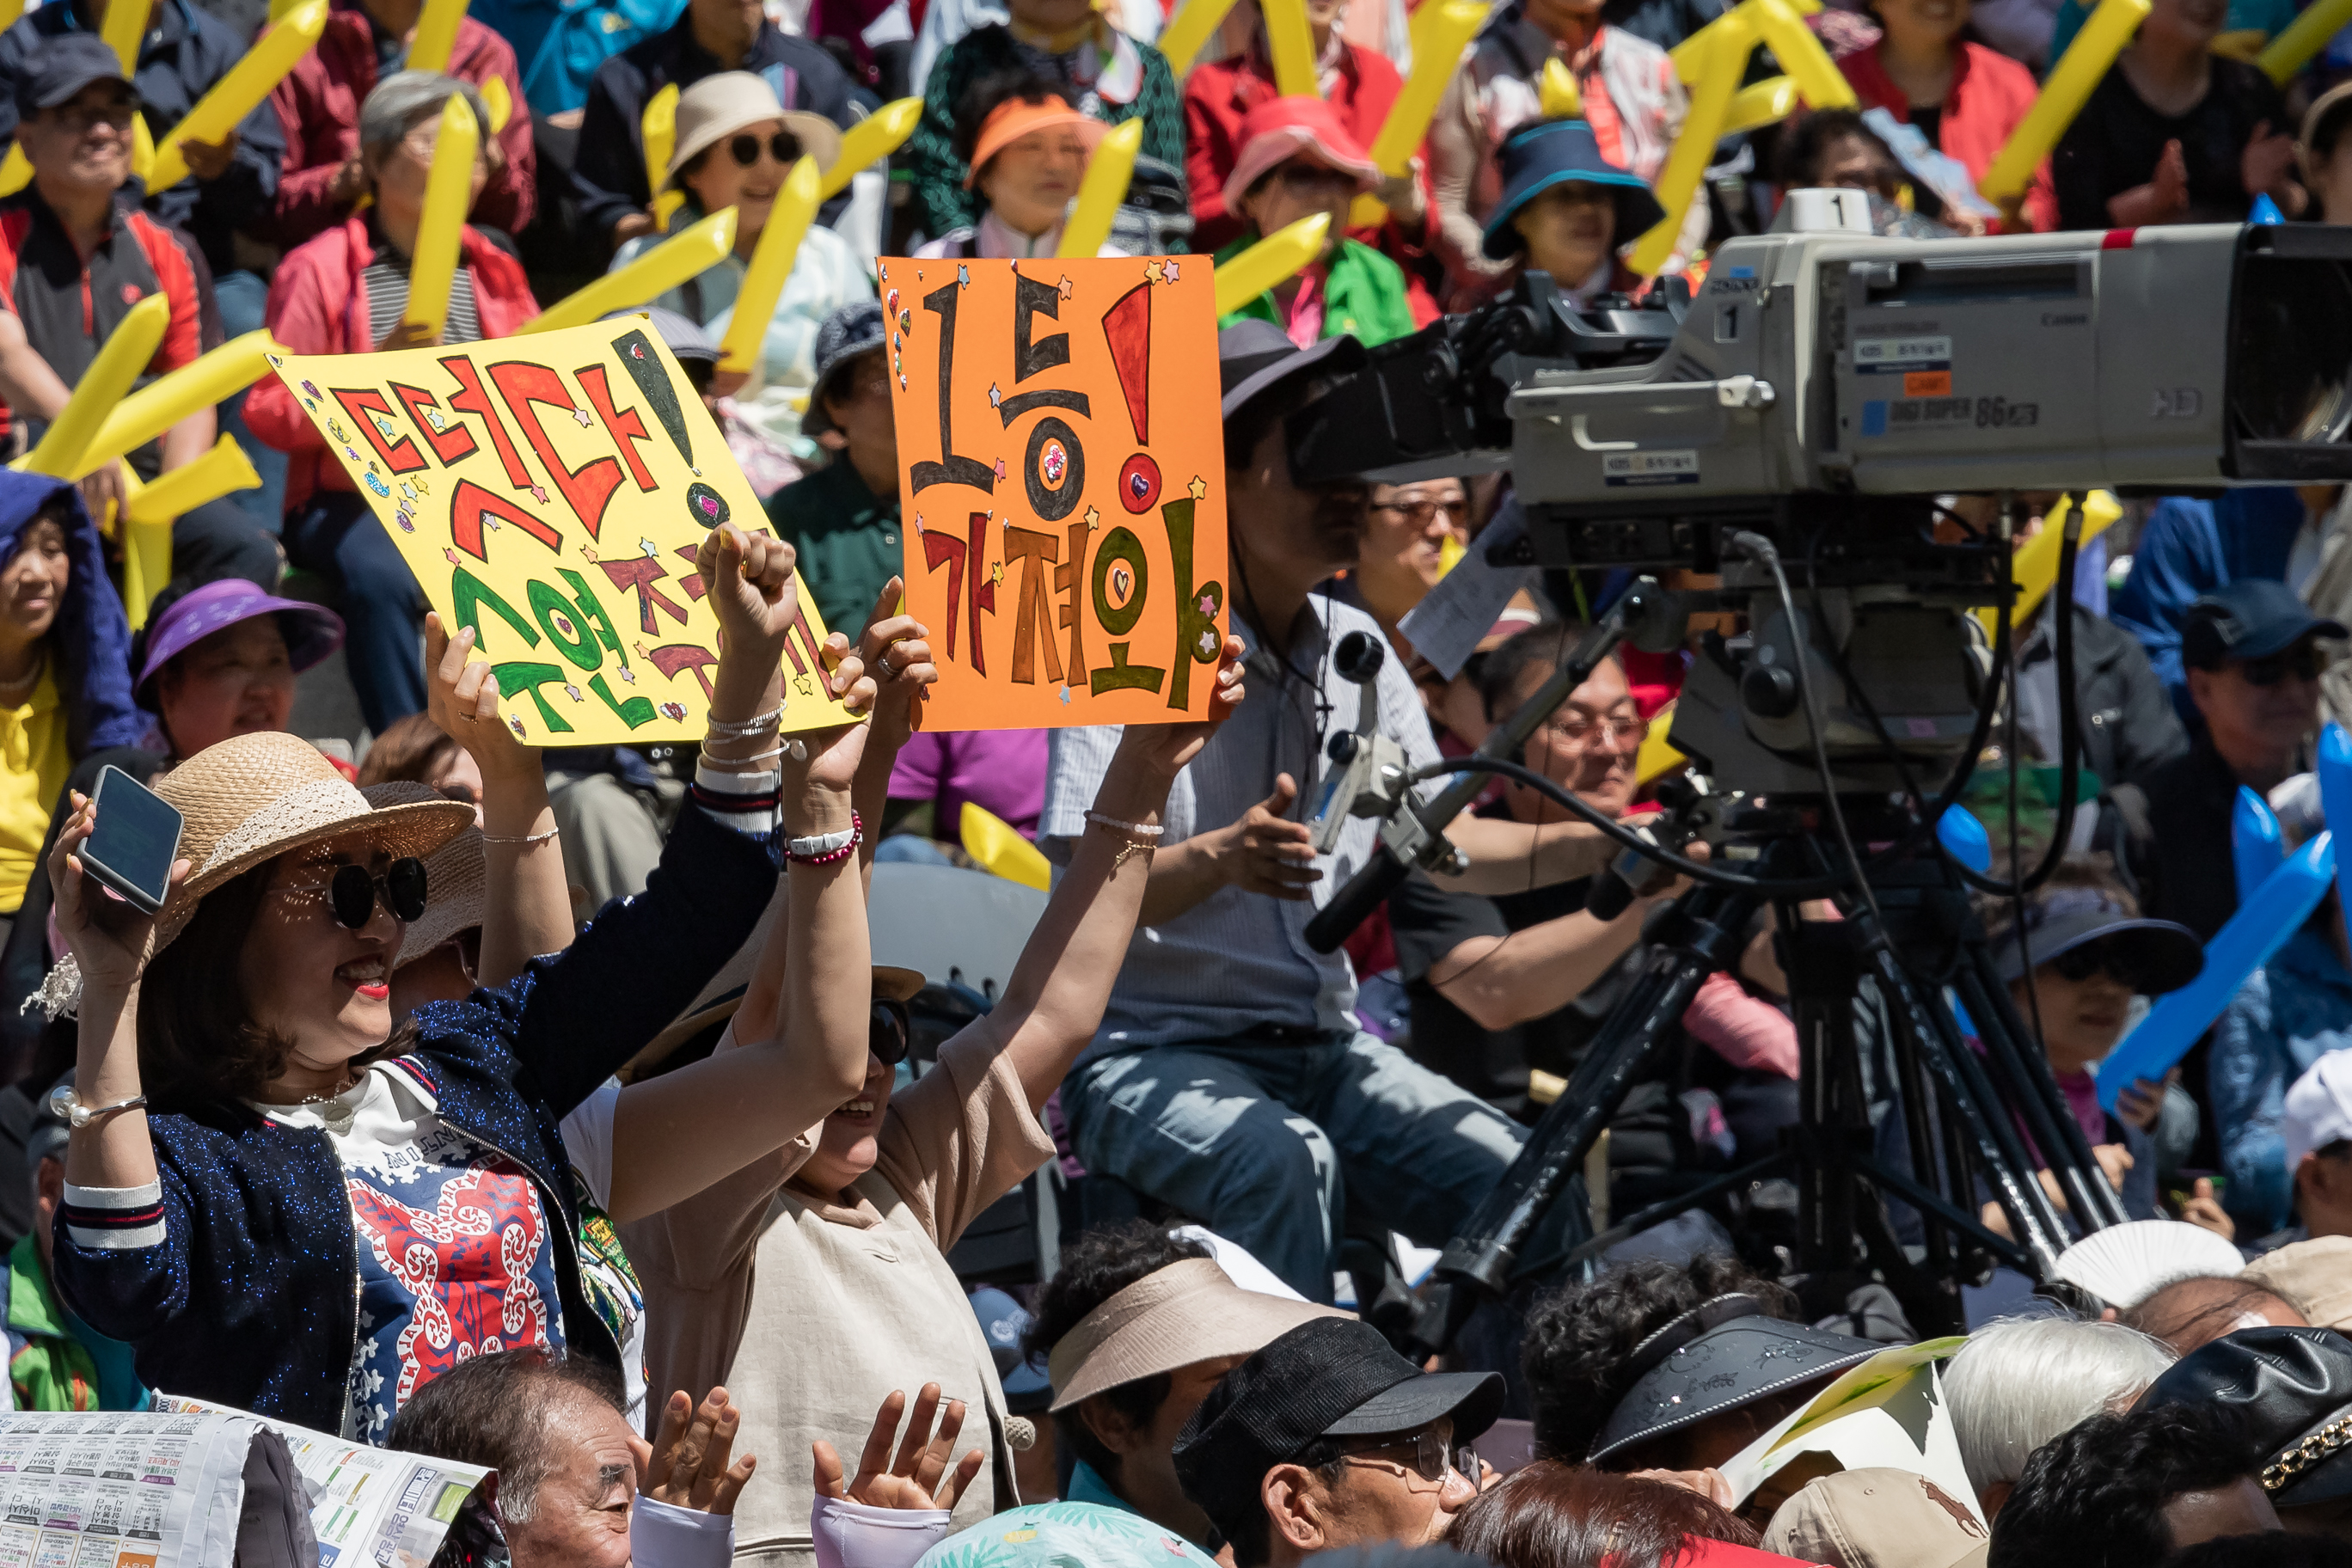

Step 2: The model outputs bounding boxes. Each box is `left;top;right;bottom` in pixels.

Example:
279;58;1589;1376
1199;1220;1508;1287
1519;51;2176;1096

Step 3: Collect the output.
2054;1220;2247;1309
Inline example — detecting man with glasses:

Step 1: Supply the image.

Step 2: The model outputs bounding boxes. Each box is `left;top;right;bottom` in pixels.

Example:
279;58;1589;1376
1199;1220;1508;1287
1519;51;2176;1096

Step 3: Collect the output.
0;39;278;592
1386;621;1800;1185
1173;1317;1500;1567
2140;579;2348;943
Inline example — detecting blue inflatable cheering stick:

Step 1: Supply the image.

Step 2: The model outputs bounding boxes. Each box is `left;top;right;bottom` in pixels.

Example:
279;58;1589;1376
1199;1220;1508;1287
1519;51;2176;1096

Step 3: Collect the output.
2234;784;2286;906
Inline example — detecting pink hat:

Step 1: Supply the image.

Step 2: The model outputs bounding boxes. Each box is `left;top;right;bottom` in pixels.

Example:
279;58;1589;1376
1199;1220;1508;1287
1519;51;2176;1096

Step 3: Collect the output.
1221;95;1381;215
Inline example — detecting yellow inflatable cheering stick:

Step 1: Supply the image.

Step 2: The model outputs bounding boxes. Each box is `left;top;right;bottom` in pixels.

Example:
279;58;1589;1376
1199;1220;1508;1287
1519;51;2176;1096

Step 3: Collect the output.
1215;211;1332;315
1972;491;2123;639
72;330;283;479
821;96;922;199
122;438;262;622
1059;118;1143;258
407;0;469;74
101;0;148;73
1628;13;1753;275
1724;76;1802;135
1980;0;2148;202
1264;0;1319;96
644;84;684;230
1747;0;1855;107
1351;0;1487;228
21;295;169;481
524;206;738;334
401;94;480;341
1157;0;1246;75
2261;0;2352;80
719;156;822;376
149;0;329;193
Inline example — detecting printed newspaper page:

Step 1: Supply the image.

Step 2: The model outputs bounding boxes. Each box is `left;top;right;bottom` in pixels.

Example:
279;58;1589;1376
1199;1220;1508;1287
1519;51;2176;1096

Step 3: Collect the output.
152;1394;488;1568
0;1406;254;1567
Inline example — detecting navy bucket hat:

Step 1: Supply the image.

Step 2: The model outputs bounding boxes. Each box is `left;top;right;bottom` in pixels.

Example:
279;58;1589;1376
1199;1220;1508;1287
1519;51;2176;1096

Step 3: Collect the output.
1481;119;1667;262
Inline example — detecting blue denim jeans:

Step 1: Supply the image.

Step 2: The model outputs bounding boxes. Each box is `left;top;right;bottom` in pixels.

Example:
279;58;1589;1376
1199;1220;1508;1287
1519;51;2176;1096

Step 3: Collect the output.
1063;1032;1528;1302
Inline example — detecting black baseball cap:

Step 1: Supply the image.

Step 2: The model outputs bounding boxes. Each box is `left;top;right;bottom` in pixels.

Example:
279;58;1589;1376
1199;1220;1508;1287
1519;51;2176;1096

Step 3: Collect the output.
1985;883;2203;991
2134;1326;2352;1505
2183;579;2347;671
1218;319;1366;425
16;35;135;124
1172;1318;1503;1543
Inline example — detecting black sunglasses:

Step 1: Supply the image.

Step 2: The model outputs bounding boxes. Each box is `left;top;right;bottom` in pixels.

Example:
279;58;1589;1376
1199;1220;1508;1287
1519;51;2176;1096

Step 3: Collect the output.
295;858;429;928
2239;643;2327;687
872;998;911;1067
2049;937;2149;989
728;131;802;168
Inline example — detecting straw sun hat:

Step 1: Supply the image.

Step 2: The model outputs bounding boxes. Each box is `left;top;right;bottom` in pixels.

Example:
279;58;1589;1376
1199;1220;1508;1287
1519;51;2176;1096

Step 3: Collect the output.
364;781;487;969
30;734;475;1020
662;71;844;191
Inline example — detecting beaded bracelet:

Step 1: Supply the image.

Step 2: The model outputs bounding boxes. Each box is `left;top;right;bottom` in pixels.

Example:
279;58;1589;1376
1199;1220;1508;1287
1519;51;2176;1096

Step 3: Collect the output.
1085;812;1165;838
786;809;863;867
482;827;560;846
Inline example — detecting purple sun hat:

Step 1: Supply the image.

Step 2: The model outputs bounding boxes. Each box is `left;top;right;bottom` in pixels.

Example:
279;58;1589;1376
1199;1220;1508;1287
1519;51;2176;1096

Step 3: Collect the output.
133;579;346;707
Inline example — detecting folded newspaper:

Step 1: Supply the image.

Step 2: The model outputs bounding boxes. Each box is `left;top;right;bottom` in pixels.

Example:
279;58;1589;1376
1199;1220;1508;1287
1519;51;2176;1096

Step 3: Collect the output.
1714;1335;1980;1520
132;1393;490;1567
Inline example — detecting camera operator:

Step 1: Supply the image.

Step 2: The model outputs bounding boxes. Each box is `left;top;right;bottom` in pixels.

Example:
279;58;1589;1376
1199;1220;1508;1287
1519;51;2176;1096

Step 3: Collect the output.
1037;322;1617;1305
1386;623;1799;1173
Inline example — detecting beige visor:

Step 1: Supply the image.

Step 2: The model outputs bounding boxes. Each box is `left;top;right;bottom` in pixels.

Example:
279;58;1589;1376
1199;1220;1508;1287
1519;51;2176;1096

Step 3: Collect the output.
1047;1258;1348;1412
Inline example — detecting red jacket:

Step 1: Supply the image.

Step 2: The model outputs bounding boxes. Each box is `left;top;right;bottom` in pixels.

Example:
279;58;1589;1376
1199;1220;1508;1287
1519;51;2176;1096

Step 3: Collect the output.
1838;41;2055;231
266;7;536;250
245;217;541;513
1183;42;1436;323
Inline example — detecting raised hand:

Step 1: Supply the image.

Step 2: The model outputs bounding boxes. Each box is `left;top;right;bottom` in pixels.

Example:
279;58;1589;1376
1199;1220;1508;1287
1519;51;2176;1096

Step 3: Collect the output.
854;579;937;756
811;1385;985;1515
47;791;188;994
424;613;539;790
640;1387;756;1516
1114;634;1245;780
695;524;802;667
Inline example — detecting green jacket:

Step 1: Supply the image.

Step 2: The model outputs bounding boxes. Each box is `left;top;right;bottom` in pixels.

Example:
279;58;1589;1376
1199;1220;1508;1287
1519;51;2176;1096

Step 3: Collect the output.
763;458;905;641
1212;233;1419;347
3;1233;144;1412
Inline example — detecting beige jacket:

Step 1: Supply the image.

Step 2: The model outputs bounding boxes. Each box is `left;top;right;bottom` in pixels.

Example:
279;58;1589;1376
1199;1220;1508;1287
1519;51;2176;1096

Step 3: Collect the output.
623;1032;1057;1566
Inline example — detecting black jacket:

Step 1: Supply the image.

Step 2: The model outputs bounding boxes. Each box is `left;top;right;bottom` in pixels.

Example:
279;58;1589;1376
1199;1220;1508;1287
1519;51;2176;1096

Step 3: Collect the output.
2017;604;2188;790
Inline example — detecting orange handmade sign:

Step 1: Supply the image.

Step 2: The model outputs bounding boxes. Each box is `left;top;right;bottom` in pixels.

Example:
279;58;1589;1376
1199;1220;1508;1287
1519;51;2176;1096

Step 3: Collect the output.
267;321;852;744
884;255;1227;730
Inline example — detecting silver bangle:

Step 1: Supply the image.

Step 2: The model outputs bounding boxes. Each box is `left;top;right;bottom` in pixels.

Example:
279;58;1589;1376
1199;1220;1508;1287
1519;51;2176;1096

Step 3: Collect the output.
481;827;560;846
49;1082;148;1130
705;707;784;739
1085;812;1165;838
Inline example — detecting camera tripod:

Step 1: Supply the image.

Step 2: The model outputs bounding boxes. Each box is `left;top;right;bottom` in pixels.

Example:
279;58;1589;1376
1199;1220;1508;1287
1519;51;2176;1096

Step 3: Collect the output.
1400;803;2122;1357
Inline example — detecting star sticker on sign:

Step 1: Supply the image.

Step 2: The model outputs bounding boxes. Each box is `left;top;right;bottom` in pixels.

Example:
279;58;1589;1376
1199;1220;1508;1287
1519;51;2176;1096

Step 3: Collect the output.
640;539;659;557
1084;505;1100;530
1188;475;1209;500
1142;260;1163;283
1164;260;1179;283
573;408;593;427
1057;275;1074;301
957;265;970;288
530;486;548;505
989;383;1002;407
444;548;461;566
990;560;1004;585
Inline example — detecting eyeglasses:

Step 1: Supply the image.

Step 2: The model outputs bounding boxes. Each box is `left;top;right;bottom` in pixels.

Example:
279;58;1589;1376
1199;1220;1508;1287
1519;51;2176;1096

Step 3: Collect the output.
872;998;912;1067
1540;714;1646;751
1336;1429;1476;1491
1370;497;1467;528
2238;644;2327;686
267;858;429;929
729;131;803;168
2047;937;2151;990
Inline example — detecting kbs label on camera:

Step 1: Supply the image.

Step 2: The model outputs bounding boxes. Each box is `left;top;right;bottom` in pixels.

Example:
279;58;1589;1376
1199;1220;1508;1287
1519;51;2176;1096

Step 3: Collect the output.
1602;450;1700;487
1860;396;2038;436
1853;334;1953;374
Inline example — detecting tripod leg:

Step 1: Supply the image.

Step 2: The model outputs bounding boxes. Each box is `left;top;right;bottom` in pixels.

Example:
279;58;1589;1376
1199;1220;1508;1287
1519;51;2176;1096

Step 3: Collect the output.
1413;885;1757;1357
1959;947;2132;1230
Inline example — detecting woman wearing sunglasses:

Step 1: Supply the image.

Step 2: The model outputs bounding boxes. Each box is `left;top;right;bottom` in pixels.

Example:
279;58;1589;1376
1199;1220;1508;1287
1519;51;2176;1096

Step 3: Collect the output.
616;71;874;466
1979;862;2211;1233
37;524;878;1442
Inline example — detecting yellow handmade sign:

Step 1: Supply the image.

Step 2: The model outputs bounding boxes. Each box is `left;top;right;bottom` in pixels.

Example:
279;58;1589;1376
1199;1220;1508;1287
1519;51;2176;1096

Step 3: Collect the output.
884;255;1228;730
267;320;852;744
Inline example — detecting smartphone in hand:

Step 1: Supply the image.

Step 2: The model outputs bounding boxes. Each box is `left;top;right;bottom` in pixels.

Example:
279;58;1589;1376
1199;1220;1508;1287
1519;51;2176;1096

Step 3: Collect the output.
79;766;183;916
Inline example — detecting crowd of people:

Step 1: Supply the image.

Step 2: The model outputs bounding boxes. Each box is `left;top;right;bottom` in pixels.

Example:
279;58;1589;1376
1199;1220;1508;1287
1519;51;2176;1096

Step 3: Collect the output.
5;0;2352;1561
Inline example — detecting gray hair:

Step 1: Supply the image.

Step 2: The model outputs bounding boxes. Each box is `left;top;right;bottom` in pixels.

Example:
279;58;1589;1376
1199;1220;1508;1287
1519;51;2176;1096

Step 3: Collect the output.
357;70;493;163
1943;1314;2177;1496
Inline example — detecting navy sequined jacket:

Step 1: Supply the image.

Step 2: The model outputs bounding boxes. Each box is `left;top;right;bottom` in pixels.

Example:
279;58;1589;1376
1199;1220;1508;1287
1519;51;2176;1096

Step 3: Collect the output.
49;805;779;1436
